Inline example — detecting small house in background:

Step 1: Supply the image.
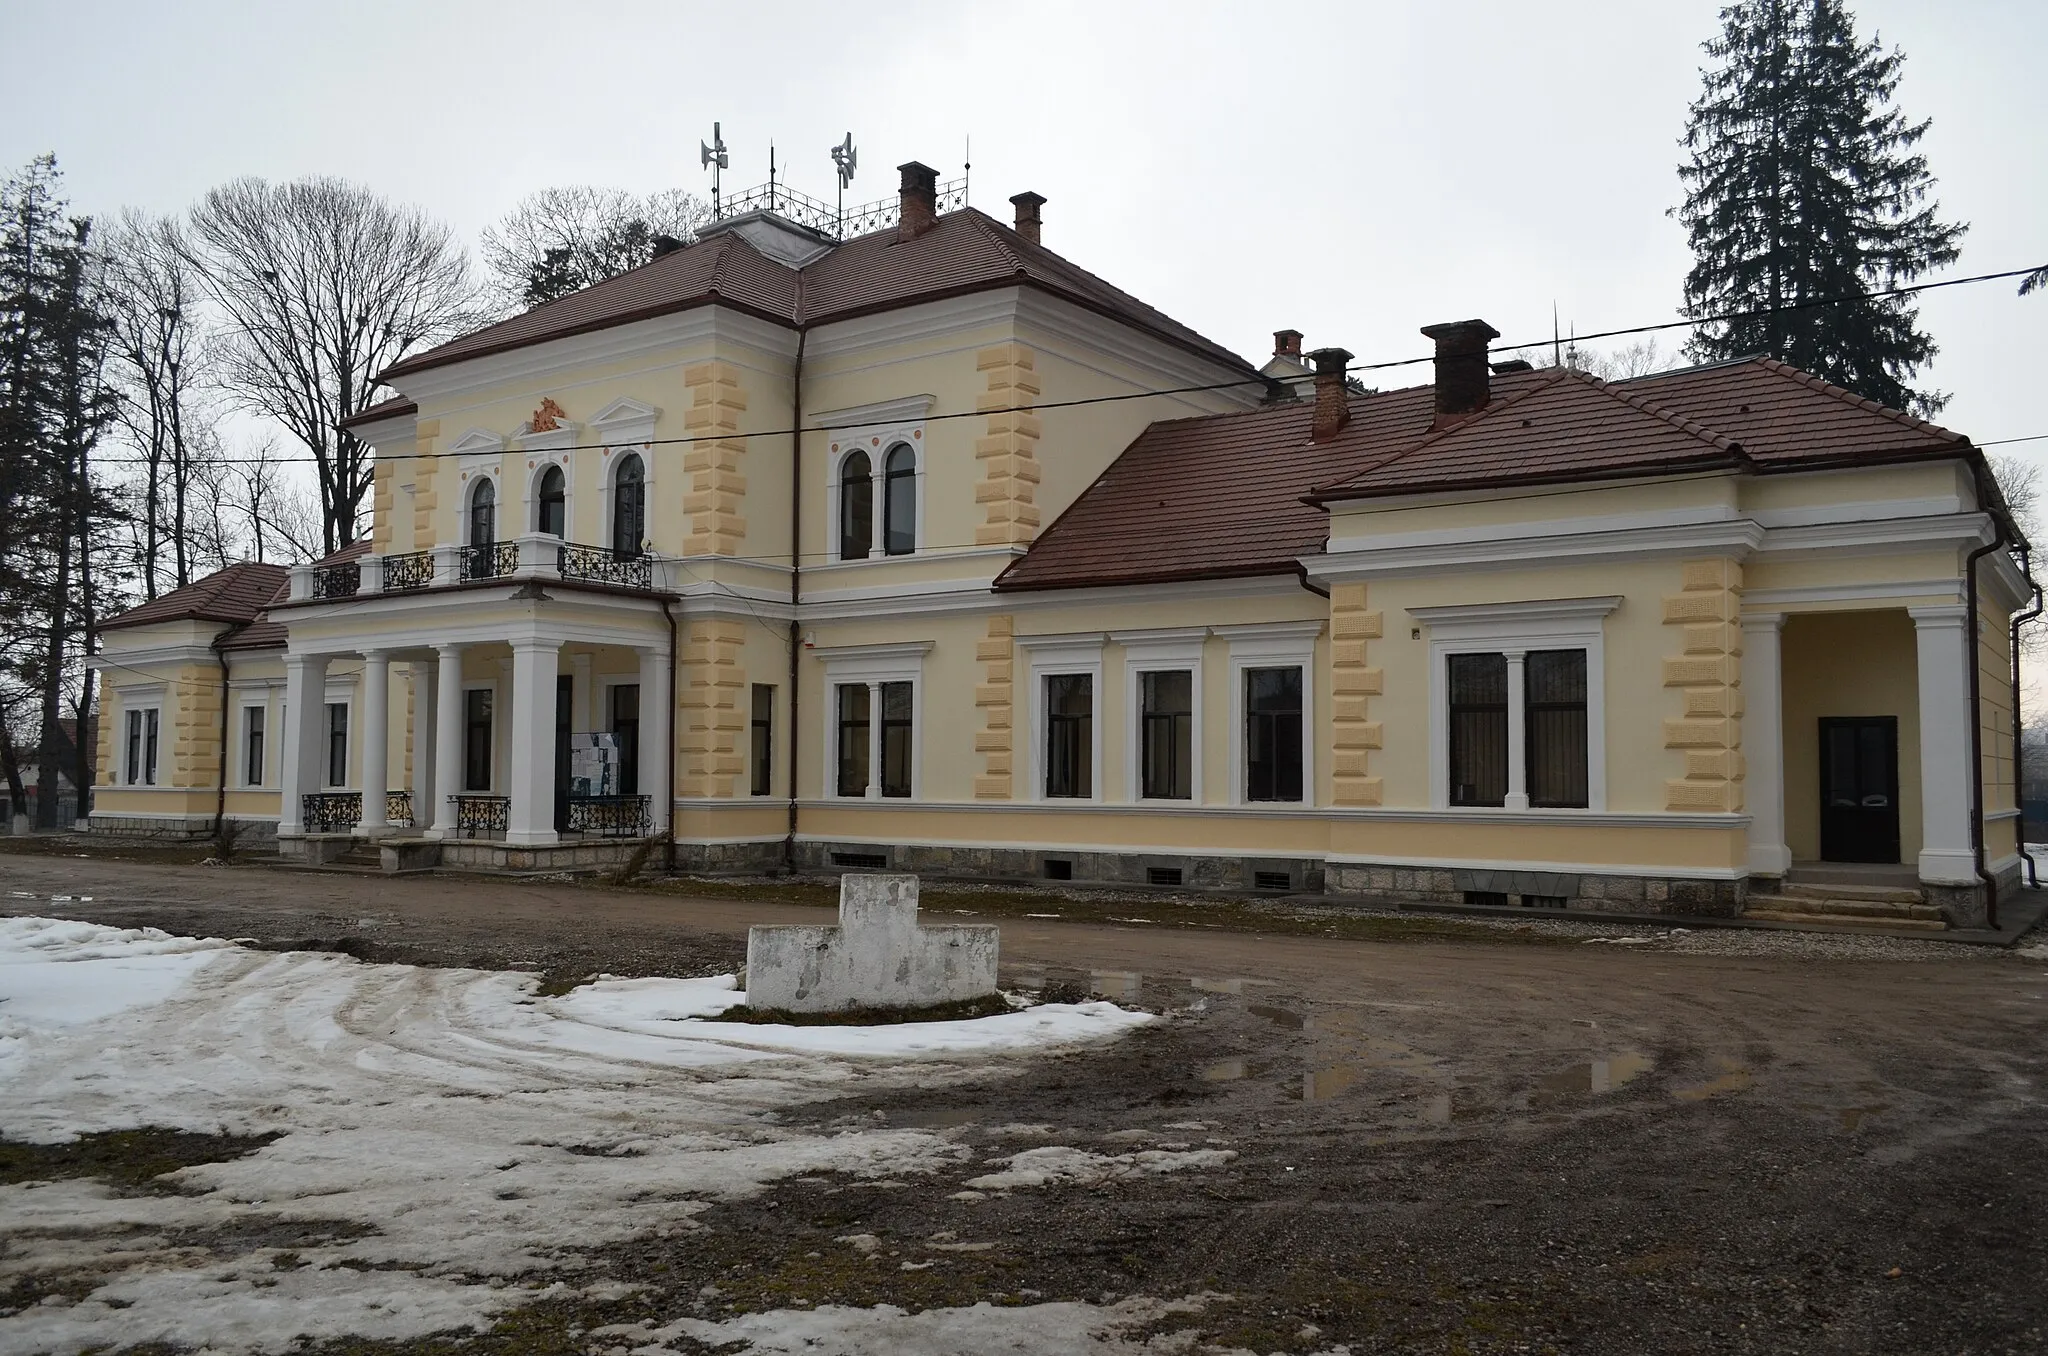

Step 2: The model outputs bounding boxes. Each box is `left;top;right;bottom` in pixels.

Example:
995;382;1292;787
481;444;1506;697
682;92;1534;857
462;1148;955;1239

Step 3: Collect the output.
88;161;2037;931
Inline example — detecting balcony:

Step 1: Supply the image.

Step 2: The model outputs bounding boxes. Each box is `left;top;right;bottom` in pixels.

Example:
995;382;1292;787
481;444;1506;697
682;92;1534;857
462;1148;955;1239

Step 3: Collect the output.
289;536;671;602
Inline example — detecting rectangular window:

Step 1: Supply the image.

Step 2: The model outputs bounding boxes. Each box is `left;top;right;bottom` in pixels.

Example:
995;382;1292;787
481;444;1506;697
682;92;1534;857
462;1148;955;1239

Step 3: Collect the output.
243;706;265;786
1044;673;1093;798
1526;649;1589;809
464;689;493;792
326;702;349;787
880;681;913;798
1448;653;1508;806
1140;669;1193;800
836;684;870;797
751;684;774;796
125;708;160;786
610;683;640;796
1244;667;1303;802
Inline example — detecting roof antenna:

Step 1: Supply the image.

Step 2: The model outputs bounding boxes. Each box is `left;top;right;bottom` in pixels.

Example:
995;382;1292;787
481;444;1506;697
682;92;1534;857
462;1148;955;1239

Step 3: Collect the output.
767;141;777;211
700;121;729;218
963;134;971;206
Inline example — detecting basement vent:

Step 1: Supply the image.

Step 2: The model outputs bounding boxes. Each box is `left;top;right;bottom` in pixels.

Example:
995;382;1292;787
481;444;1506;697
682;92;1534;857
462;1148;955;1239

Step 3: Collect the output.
1253;871;1292;892
1522;894;1570;910
1463;890;1510;908
831;852;887;870
1146;866;1184;887
1043;858;1074;881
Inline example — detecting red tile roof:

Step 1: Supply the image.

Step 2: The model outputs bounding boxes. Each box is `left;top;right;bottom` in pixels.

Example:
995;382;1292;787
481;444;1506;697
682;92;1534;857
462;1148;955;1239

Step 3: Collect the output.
996;357;1977;593
101;562;292;631
380;208;1256;383
339;396;417;430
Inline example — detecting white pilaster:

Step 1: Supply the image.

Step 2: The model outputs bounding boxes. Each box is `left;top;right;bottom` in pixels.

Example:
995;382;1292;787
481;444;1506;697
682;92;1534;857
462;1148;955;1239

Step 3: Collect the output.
358;650;391;834
1911;604;1978;884
867;681;883;798
638;646;671;835
431;644;465;839
278;652;328;837
1502;649;1529;811
1741;613;1790;876
412;660;438;833
506;637;561;845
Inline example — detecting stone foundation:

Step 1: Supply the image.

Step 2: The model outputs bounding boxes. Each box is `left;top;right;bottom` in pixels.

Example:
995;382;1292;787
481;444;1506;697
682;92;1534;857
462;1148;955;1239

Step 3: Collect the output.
1924;858;2025;929
793;840;1324;894
89;814;277;847
1324;861;1748;918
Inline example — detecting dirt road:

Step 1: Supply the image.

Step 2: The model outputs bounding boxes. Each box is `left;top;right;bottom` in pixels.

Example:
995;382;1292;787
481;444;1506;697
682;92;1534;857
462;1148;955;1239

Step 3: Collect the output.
5;853;2046;1354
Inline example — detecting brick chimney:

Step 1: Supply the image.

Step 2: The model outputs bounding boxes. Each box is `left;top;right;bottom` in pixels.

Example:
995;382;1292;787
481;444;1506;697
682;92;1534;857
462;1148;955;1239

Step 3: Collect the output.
1308;347;1354;442
898;161;938;242
1273;329;1304;359
1420;319;1501;426
1010;191;1045;245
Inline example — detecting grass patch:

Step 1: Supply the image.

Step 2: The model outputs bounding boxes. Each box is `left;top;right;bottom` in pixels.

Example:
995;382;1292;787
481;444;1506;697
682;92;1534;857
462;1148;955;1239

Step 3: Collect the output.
0;1127;281;1192
0;833;214;866
714;992;1017;1026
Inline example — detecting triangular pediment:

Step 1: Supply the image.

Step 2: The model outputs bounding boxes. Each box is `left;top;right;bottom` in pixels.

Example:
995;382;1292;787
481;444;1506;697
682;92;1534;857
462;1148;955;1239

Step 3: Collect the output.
589;397;662;429
447;427;505;456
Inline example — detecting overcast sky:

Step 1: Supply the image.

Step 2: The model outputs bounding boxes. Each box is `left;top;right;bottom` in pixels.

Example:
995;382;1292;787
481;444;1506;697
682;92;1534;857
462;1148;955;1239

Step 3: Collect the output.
5;0;2044;460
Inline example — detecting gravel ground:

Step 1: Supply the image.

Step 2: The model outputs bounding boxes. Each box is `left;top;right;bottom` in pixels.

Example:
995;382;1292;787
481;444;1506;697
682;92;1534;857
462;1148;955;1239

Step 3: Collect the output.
4;847;2048;1354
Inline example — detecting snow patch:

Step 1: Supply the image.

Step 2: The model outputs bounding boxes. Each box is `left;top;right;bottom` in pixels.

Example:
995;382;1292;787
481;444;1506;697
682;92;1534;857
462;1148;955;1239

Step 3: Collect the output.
963;1145;1240;1191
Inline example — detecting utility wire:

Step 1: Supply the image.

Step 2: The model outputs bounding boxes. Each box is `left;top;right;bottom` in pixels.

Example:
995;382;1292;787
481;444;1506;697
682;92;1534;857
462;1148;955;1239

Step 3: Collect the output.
76;261;2048;469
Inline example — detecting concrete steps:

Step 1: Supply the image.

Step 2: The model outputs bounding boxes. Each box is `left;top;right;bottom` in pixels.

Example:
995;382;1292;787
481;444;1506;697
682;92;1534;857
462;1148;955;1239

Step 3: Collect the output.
1743;891;1946;931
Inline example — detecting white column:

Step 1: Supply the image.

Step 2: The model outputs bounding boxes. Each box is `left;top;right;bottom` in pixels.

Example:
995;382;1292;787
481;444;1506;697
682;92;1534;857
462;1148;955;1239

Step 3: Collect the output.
1741;613;1790;876
411;661;438;833
1502;650;1529;810
867;681;883;798
277;653;328;836
358;650;391;834
431;645;466;838
638;645;671;835
506;637;561;845
1911;604;1978;884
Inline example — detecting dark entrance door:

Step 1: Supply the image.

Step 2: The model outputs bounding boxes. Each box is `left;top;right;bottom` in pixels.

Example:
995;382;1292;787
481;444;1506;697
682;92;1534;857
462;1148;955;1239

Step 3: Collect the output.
554;674;573;833
1819;716;1900;863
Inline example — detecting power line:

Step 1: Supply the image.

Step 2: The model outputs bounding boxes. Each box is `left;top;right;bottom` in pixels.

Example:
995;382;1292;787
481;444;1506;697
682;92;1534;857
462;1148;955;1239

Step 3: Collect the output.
75;260;2048;470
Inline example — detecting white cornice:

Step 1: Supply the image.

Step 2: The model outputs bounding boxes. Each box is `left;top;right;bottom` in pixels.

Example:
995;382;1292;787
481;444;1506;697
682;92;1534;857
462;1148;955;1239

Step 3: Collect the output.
809;393;935;430
1408;596;1623;629
1742;579;1966;608
1310;519;1766;583
807;640;935;663
1758;511;1993;559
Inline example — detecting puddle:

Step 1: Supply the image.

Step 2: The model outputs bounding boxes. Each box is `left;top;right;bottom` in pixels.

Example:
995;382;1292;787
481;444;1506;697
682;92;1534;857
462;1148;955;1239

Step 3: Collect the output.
1089;970;1142;1000
1673;1056;1753;1102
1838;1104;1887;1132
1297;1065;1360;1102
1247;1004;1307;1030
1190;977;1277;996
896;1107;982;1129
1535;1052;1656;1100
1199;1058;1271;1082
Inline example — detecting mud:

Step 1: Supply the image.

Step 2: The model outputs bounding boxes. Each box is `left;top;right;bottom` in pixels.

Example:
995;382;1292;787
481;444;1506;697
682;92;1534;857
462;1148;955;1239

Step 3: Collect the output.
4;854;2048;1352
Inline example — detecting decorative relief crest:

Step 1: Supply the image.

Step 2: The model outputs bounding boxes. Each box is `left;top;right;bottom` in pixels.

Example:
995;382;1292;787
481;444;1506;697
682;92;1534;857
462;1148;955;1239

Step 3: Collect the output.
531;397;567;433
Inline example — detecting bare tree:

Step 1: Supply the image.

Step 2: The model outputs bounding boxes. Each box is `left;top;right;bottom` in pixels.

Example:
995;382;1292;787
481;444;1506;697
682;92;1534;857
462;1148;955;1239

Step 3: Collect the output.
1505;335;1669;381
184;177;477;555
480;186;707;311
223;438;320;564
100;208;207;597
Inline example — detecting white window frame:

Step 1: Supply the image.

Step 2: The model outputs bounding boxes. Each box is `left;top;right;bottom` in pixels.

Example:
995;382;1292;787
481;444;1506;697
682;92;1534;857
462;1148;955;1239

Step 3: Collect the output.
119;685;165;787
240;701;269;789
1113;628;1207;805
819;396;932;565
601;446;651;555
1018;634;1106;804
590;397;659;553
1218;622;1322;808
524;453;575;537
462;470;501;547
322;677;356;791
1410;596;1620;813
815;642;931;800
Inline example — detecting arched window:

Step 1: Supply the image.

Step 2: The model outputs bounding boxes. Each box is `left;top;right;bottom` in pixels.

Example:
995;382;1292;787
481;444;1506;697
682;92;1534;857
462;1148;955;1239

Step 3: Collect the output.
468;477;496;545
839;450;872;561
612;453;645;557
537;465;566;537
882;444;916;556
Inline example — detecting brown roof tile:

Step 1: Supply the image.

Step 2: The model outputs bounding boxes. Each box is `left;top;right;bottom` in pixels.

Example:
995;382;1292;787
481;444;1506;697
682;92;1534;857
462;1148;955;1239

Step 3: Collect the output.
101;562;292;631
997;357;1982;593
381;209;1253;383
339;395;417;430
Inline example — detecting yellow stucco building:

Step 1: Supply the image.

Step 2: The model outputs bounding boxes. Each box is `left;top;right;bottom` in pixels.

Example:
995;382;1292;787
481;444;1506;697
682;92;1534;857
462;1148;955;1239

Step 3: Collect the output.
91;164;2036;929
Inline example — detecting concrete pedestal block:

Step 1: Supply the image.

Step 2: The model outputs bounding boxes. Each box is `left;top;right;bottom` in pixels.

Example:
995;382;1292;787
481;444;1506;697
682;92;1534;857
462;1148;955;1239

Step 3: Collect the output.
745;873;1000;1013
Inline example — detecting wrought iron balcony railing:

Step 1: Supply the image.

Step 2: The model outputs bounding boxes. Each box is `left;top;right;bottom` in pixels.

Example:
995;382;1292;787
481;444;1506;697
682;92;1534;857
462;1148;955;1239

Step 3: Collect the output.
385;789;414;829
459;541;519;582
448;794;510;838
381;550;433;592
715;176;968;242
310;561;361;600
557;542;653;590
302;792;362;833
566;794;653;838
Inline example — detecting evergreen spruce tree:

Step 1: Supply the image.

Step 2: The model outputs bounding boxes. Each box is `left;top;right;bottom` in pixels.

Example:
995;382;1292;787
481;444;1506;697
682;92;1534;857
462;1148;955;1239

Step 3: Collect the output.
1677;0;1965;416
